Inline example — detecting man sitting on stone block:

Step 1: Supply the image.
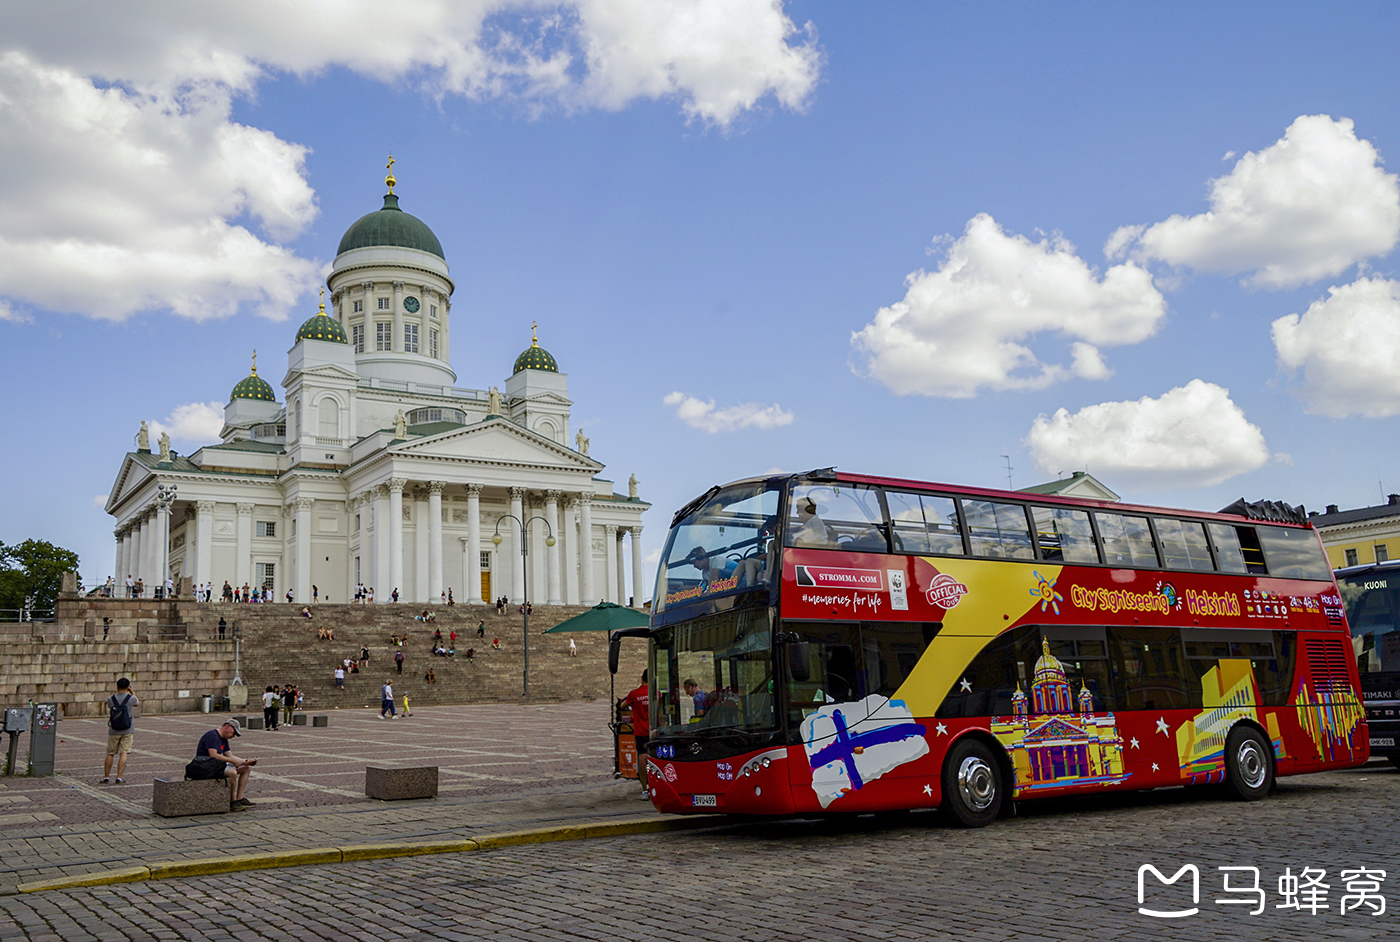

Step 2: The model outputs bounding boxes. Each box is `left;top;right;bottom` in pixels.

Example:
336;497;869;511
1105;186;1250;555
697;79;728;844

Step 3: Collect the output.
189;719;258;811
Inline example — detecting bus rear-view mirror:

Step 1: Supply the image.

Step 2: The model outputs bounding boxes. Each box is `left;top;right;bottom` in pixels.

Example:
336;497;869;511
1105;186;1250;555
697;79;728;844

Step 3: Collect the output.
788;641;811;682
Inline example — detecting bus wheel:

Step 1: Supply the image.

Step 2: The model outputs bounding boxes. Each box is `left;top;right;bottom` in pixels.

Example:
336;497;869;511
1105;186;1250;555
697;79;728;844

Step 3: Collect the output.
1224;726;1273;801
941;738;1003;828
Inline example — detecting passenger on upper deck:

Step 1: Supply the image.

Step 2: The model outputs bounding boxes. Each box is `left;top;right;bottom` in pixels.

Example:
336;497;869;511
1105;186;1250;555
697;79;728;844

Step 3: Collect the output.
790;497;831;547
687;546;729;586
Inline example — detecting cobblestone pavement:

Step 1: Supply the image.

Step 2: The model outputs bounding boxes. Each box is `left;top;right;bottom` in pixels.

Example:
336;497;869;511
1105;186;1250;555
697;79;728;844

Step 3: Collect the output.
0;700;650;891
1;705;1397;941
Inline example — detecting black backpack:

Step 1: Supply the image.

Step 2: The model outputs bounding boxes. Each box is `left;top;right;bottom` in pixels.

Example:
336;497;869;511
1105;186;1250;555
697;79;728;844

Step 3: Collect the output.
109;693;133;732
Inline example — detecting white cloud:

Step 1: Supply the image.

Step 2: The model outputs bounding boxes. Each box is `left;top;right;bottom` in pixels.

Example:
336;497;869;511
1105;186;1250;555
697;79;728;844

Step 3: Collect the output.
92;494;108;509
150;402;225;445
851;214;1166;398
0;2;821;324
1107;115;1400;289
1026;380;1269;490
664;391;794;432
1272;276;1400;418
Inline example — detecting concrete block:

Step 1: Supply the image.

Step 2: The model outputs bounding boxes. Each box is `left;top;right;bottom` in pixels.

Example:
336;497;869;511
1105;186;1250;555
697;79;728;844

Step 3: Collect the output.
365;766;438;800
247;716;264;730
312;715;328;727
292;713;308;725
233;714;247;726
152;777;228;817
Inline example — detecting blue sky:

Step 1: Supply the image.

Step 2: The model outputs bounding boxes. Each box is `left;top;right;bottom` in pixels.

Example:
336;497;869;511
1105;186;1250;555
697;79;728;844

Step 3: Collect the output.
3;2;1400;595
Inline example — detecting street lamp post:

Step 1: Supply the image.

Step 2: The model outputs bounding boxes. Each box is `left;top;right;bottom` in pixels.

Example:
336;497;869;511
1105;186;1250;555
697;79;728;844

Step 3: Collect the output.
154;483;177;599
492;514;555;697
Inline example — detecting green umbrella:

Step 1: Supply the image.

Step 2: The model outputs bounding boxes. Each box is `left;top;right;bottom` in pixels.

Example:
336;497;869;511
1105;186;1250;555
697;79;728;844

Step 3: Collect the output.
542;601;650;633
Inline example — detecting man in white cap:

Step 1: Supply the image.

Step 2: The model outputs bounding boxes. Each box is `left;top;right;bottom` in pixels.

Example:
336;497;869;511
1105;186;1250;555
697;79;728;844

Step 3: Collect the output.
195;719;258;810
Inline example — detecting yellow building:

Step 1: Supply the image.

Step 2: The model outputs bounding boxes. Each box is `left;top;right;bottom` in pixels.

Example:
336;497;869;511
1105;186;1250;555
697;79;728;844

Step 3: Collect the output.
1310;496;1400;569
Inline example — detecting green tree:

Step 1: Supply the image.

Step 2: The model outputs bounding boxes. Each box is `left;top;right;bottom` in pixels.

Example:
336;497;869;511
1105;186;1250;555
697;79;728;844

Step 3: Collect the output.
0;539;80;613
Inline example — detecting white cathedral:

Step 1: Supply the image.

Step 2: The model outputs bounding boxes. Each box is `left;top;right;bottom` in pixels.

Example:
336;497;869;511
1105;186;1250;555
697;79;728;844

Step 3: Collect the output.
104;168;649;606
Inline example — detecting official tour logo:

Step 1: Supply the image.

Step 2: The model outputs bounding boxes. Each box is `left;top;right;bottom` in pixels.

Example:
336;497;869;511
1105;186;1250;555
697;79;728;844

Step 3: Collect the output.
927;573;968;609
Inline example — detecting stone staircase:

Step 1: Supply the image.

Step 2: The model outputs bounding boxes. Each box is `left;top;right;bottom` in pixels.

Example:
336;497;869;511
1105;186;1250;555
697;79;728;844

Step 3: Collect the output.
185;603;646;713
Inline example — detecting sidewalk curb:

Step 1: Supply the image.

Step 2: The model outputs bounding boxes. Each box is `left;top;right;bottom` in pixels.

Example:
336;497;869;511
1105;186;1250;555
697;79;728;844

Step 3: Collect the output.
14;815;717;894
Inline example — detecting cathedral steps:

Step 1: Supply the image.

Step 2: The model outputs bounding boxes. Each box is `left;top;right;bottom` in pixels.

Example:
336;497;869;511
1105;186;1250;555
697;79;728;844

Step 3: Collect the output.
2;600;646;718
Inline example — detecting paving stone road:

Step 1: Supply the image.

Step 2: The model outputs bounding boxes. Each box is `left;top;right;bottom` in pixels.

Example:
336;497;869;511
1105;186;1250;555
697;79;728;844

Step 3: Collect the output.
1;701;1398;940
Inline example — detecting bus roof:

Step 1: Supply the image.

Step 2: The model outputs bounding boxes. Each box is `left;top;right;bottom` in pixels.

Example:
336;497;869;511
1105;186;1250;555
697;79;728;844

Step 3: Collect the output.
687;469;1316;530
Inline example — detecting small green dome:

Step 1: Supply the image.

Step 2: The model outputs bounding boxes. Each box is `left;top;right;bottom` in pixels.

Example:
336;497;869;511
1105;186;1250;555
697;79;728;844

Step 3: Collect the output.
231;370;276;402
336;193;444;259
513;338;558;374
295;312;348;344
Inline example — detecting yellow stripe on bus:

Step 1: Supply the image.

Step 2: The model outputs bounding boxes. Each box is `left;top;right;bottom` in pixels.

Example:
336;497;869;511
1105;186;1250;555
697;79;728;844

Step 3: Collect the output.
891;559;1061;716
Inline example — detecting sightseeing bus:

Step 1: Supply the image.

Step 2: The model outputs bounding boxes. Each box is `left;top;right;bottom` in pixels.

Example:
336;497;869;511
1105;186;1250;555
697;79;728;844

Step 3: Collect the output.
1333;560;1400;768
631;469;1368;827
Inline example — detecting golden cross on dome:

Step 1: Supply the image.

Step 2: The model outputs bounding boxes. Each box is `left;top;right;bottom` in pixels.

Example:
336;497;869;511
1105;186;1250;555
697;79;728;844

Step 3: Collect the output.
251;349;257;374
531;321;538;345
385;155;397;194
319;286;325;315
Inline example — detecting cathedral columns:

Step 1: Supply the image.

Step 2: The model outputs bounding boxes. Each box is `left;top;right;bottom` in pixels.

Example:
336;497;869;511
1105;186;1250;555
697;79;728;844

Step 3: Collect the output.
374;484;391;595
466;484;482;603
129;519;142;588
388;478;406;600
562;499;579;605
195;501;215;588
235;503;253;589
578;494;595;605
412;486;429;603
294;498;313;602
604;524;618;604
545;490;562;605
630;527;645;608
428;481;444;603
509;487;525;604
139;511;153;588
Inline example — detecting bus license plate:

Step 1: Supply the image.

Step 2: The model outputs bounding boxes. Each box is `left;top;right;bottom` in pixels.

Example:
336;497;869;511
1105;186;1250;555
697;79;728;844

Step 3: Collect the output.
1372;737;1396;747
692;794;717;807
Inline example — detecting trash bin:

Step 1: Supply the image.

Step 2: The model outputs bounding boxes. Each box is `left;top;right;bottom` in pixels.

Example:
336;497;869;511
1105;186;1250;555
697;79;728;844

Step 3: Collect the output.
219;696;230;712
200;695;212;713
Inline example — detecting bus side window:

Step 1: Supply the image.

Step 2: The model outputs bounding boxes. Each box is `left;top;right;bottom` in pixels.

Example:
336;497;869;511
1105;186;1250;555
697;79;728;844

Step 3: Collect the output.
1208;523;1265;574
935;626;1040;718
1108;626;1194;711
859;621;939;697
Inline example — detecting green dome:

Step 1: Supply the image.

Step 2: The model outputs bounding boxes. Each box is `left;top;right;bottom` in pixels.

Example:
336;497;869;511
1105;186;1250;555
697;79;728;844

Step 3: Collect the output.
296;312;348;344
231;370;276;402
336;193;444;259
513;339;558;374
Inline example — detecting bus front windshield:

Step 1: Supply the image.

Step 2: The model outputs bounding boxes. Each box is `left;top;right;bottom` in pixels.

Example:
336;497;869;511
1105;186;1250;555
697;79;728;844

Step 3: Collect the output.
654;482;781;614
652;608;776;737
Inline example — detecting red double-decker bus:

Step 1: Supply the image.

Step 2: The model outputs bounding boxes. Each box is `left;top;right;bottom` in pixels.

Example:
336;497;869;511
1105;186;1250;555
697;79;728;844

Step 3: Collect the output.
629;469;1368;827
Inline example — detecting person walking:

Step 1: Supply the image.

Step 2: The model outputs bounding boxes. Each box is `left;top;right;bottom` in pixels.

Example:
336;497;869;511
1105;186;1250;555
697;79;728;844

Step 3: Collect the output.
394;648;404;675
379;680;397;719
101;678;138;784
568;638;578;657
262;686;280;731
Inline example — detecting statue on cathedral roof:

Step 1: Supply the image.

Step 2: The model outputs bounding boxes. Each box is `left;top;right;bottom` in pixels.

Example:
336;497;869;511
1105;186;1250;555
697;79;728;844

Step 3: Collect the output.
158;431;171;463
394;409;408;439
137;420;149;452
575;428;589;456
488;386;502;415
628;473;638;499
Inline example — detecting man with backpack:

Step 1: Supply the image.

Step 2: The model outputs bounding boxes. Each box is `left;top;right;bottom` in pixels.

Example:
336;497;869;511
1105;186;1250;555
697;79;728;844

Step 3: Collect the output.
101;677;138;784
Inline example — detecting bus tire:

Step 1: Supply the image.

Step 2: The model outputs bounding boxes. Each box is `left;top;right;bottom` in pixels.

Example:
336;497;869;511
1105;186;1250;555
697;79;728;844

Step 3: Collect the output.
941;738;1003;828
1223;726;1272;801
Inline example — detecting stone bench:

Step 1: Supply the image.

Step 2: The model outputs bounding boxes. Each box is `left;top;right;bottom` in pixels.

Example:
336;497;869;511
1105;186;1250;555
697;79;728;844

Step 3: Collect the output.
152;777;228;817
292;713;308;726
365;766;438;800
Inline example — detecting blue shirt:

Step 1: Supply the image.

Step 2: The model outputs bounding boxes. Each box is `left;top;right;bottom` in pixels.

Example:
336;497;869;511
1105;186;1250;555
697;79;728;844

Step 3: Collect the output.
196;729;230;760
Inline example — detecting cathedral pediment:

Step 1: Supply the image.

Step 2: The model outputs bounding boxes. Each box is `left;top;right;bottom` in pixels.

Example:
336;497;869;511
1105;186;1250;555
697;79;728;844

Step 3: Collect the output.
391;418;599;471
